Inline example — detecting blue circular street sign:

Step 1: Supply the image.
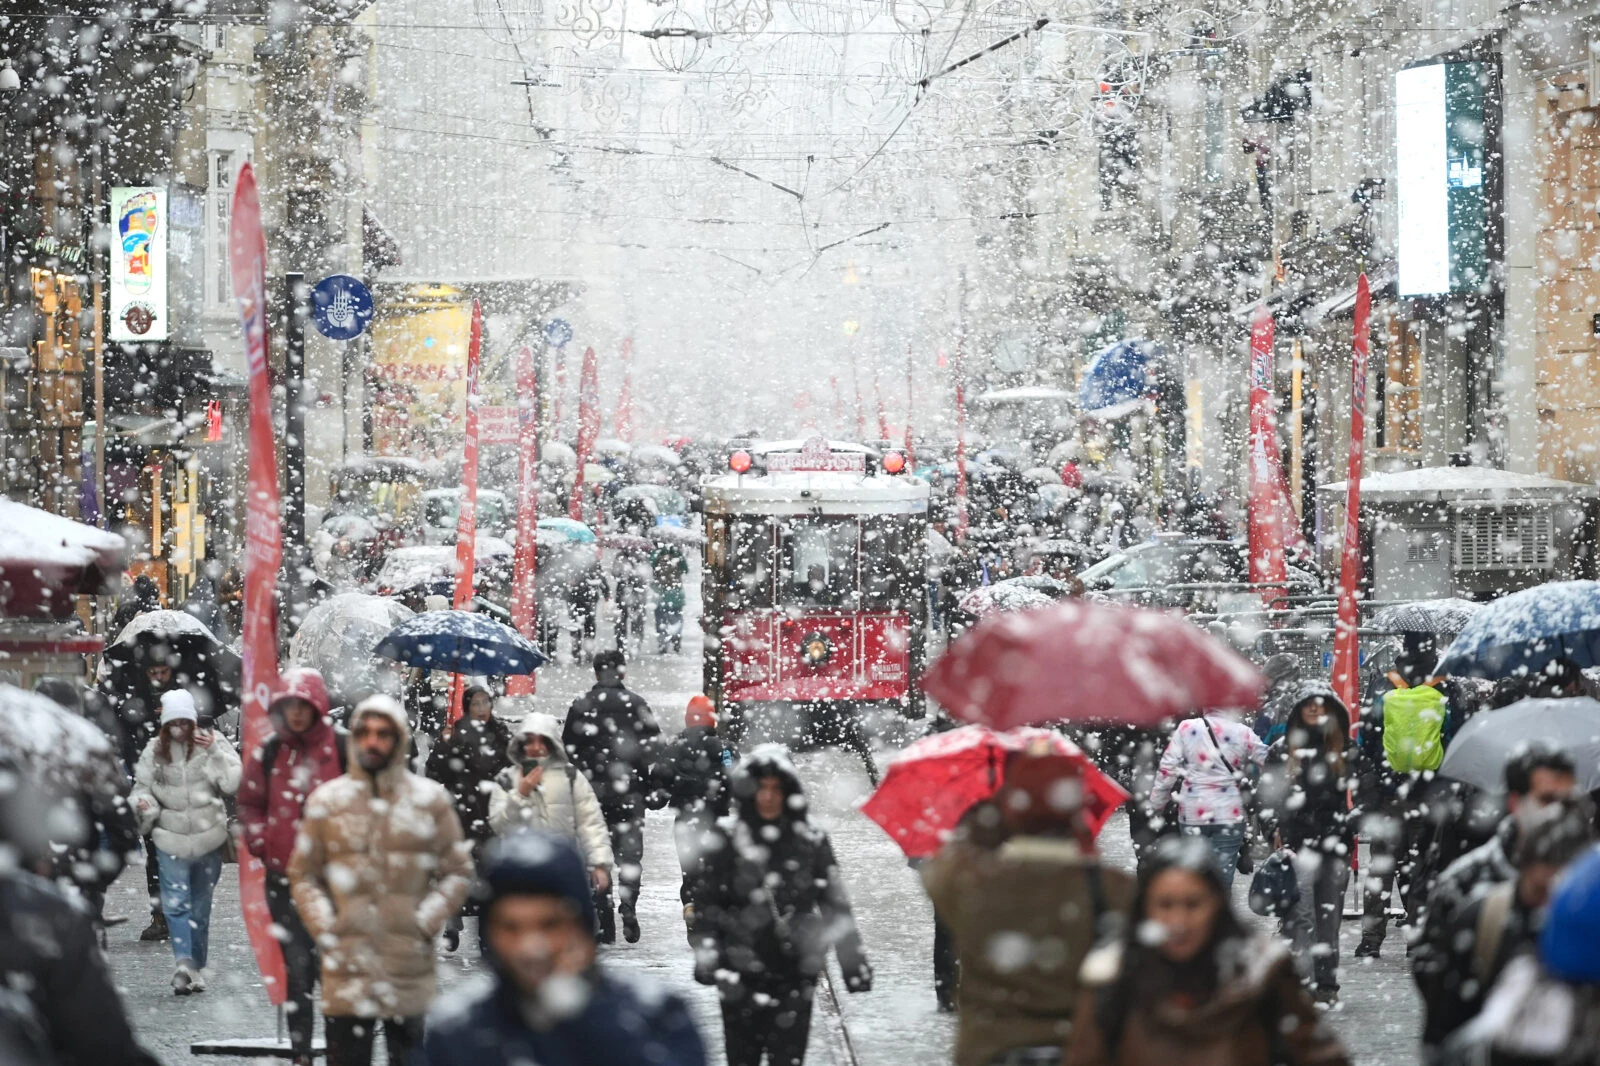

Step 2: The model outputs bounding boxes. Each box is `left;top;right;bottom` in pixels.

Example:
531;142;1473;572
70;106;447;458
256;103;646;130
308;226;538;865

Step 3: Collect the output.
544;318;573;348
310;274;375;341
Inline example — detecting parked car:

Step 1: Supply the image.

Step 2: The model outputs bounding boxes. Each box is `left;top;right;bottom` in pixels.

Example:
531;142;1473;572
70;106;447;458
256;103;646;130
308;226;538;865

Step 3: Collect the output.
420;488;513;545
1078;535;1322;613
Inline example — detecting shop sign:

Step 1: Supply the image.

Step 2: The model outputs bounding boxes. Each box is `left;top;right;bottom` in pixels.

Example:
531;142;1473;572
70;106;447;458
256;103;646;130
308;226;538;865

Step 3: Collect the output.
109;187;169;342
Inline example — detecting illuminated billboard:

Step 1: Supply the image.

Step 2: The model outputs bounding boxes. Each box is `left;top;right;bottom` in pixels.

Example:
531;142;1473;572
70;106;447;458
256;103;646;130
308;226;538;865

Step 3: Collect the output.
109;186;169;341
1396;61;1491;297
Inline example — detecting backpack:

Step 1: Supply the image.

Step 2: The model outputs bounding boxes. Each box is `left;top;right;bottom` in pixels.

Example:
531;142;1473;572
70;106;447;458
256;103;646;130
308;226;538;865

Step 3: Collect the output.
1382;675;1447;773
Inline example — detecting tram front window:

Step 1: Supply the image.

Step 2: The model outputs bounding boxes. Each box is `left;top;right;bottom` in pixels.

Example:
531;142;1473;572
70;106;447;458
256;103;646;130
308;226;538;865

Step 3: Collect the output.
780;519;858;608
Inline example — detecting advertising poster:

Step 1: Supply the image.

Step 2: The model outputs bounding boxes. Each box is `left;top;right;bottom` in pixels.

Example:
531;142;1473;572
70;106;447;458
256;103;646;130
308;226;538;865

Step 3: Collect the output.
109;186;169;341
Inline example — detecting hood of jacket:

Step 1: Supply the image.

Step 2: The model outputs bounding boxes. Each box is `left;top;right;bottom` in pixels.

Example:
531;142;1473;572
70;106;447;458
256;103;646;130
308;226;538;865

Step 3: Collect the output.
1283;679;1349;738
475;831;597;965
347;695;412;791
731;744;807;826
270;667;331;722
512;712;570;764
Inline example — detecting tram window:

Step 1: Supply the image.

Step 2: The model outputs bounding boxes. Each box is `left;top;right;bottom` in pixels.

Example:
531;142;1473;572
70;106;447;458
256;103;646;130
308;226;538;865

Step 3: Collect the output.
862;519;917;609
779;519;858;608
728;519;774;608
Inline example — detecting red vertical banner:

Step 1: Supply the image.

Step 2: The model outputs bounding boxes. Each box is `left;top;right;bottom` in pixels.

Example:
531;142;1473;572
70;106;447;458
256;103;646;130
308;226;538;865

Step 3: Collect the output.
1331;274;1372;710
1247;306;1289;608
954;339;969;544
227;162;287;1006
448;301;483;722
508;342;541;698
570;345;599;522
615;336;635;442
553;346;567;439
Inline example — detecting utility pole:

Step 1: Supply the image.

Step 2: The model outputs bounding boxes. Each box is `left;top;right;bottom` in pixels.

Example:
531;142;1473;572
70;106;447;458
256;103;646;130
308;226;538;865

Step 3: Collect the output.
283;273;308;609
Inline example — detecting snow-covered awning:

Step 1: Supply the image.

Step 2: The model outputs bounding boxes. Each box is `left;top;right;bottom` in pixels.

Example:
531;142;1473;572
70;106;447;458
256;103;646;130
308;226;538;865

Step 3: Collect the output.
1320;465;1600;503
0;500;127;619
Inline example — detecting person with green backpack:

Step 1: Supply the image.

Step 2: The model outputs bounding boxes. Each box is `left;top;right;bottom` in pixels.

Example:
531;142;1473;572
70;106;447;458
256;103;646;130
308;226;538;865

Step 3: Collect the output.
1353;632;1474;959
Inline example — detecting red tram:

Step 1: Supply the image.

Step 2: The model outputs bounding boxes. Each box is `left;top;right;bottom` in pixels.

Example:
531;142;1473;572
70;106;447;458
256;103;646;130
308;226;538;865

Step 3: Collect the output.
701;436;930;735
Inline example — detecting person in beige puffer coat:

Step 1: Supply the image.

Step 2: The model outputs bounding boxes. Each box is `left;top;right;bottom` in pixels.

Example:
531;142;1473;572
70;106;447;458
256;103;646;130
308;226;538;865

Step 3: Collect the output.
288;695;473;1066
489;712;614;895
130;689;241;996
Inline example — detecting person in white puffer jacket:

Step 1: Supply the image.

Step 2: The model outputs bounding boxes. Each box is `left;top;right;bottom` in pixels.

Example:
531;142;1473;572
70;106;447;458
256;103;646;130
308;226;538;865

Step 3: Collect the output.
489;712;614;913
130;689;241;995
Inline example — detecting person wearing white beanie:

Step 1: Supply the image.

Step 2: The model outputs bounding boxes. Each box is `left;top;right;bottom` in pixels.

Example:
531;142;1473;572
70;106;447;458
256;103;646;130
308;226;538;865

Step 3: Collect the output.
130;686;241;995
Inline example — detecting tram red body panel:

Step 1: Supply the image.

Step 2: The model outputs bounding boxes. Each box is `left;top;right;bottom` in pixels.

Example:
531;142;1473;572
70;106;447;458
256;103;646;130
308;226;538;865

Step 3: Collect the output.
721;609;911;703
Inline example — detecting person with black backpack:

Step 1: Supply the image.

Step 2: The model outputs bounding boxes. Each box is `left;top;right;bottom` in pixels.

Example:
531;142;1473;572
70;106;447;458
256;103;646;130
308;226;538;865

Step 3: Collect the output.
237;667;347;1066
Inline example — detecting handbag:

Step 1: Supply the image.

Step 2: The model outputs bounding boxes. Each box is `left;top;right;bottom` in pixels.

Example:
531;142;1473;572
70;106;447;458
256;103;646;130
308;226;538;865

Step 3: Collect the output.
1248;848;1300;917
1199;716;1259;874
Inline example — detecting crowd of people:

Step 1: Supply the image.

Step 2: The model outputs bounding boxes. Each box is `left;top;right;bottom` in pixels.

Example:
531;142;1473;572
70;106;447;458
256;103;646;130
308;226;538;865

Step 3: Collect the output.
10;593;1600;1066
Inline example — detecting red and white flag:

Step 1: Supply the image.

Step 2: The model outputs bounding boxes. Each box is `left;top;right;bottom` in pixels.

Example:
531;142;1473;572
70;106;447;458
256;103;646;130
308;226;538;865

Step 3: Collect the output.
227;162;286;1005
507;342;540;698
447;302;484;721
1246;306;1289;608
1331;274;1372;710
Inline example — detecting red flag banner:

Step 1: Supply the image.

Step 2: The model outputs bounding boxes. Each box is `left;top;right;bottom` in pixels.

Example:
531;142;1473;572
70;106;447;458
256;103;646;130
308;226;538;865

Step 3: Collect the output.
570;345;599;521
448;302;483;721
508;342;541;698
1247;306;1289;608
227;162;286;1006
615;336;635;442
1331;274;1372;710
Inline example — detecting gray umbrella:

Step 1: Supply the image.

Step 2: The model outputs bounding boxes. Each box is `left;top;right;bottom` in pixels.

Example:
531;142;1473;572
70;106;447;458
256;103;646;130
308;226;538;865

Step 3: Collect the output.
1371;598;1484;639
1438;697;1600;793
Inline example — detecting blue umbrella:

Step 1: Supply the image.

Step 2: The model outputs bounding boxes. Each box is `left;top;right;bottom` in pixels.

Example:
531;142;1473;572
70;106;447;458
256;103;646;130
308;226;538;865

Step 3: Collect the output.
1080;340;1154;418
538;517;597;544
373;610;547;676
1435;581;1600;680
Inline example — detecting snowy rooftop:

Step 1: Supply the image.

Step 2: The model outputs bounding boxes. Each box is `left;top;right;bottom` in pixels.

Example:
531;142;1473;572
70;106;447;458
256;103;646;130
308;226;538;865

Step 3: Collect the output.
1320;466;1600;502
973;386;1074;406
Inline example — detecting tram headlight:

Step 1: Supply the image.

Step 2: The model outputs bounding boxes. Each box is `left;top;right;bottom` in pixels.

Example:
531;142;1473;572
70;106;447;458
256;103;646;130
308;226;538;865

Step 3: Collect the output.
799;631;833;667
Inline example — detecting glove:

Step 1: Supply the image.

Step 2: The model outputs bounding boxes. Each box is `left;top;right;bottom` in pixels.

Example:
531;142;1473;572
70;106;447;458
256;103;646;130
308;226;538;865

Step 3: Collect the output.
692;942;719;986
844;960;874;993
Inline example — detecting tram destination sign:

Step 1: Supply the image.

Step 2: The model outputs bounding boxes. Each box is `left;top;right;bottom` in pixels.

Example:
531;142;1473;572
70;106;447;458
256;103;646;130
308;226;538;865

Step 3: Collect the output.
766;436;866;474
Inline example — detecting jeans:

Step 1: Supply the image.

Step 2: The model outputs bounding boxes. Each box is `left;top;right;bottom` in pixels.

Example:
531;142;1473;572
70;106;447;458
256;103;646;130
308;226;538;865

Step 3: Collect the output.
325;1015;423;1066
156;846;224;968
721;982;814;1066
1183;822;1246;891
266;871;319;1053
1289;849;1351;989
655;599;683;653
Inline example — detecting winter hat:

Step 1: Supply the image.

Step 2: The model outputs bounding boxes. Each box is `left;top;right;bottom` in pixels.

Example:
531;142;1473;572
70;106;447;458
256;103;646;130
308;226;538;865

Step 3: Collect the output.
1539;843;1600;983
477;831;597;946
159;689;198;726
685;694;717;729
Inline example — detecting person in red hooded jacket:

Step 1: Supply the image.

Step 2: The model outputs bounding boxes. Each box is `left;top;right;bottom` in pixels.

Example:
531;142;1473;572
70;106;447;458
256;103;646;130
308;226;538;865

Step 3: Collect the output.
237;667;345;1065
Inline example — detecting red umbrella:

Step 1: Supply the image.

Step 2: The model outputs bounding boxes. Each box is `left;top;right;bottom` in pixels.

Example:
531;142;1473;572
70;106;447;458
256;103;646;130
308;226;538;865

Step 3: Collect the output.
921;600;1265;731
860;725;1129;859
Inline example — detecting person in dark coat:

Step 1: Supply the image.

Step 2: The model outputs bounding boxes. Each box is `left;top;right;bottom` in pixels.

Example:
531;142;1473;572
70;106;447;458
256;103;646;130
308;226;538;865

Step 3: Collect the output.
562;650;661;944
1423;797;1593;1051
425;682;514;950
182;574;228;642
691;746;872;1066
648;694;734;924
417;831;707;1066
30;677;140;924
0;757;161;1066
1259;683;1354;1005
109;574;161;639
237;667;346;1063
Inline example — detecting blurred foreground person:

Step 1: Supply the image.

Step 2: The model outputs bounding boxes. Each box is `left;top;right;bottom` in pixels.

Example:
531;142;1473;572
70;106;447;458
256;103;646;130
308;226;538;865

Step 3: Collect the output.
1413;744;1578;1057
1444;843;1600;1066
1067;836;1348;1066
924;747;1133;1066
692;746;872;1066
563;650;661;944
239;667;346;1063
130;689;242;995
0;757;161;1066
418;832;707;1066
1421;797;1593;1052
289;695;474;1066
